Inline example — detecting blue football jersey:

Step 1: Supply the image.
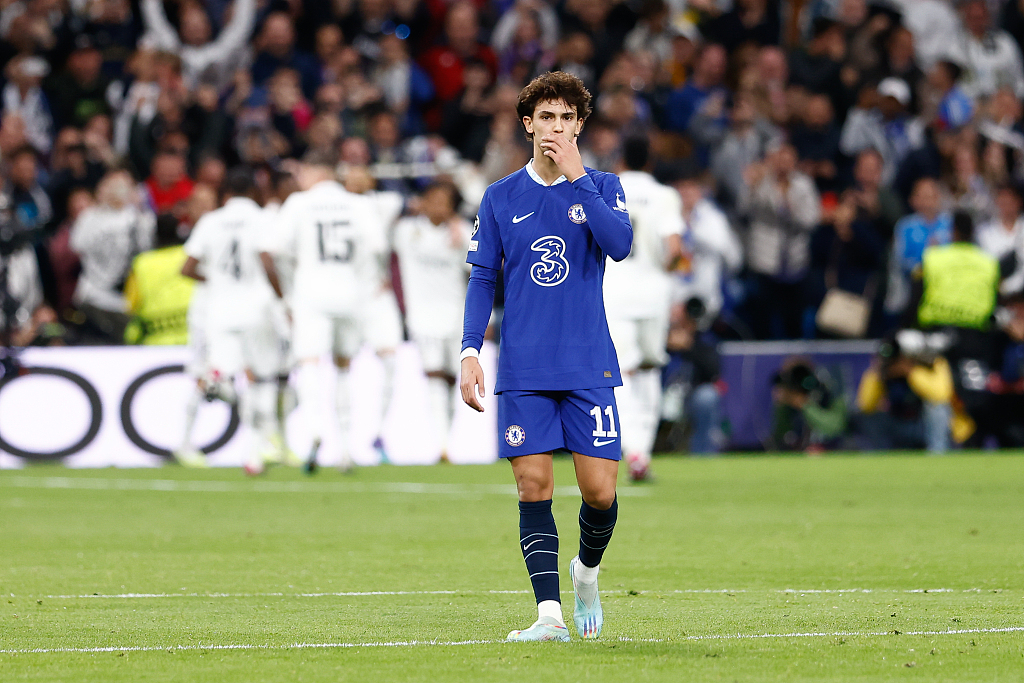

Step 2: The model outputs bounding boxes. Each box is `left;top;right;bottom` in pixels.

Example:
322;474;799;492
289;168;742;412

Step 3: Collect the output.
467;161;633;392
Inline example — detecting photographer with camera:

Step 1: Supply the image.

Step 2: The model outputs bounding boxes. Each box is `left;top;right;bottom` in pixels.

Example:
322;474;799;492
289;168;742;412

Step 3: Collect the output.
770;358;847;452
855;330;955;453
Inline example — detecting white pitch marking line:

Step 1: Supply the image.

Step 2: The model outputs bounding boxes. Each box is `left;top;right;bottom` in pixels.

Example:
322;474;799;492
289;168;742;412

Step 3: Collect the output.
28;587;1005;600
3;627;1024;655
0;476;649;498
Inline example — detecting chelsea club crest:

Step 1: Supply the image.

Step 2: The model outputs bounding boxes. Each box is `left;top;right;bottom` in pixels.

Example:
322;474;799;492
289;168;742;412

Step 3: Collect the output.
567;203;587;224
505;425;526;447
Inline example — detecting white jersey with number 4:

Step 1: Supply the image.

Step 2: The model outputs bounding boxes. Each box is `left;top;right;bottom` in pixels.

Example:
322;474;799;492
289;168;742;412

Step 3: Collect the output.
394;215;472;339
266;180;385;314
184;197;274;332
604;170;683;318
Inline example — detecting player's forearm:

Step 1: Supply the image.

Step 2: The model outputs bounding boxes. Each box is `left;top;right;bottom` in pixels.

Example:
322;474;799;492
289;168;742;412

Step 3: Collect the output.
571;174;632;261
259;252;284;299
462;265;498;354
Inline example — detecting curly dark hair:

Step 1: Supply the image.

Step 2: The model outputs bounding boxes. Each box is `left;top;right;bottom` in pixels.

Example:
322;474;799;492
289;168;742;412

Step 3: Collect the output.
516;71;593;141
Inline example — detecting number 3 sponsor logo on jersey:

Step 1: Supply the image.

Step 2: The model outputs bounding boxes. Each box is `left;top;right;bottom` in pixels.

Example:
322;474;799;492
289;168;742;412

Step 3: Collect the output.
530;235;570;287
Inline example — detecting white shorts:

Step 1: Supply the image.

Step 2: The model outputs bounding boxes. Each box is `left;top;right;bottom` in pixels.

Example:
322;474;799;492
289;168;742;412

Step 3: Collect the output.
607;313;670;372
207;322;284;380
364;289;404;352
292;307;365;360
416;336;461;376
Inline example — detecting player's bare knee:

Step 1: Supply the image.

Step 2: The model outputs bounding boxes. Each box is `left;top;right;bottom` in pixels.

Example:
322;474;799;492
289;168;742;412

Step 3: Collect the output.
581;488;617;510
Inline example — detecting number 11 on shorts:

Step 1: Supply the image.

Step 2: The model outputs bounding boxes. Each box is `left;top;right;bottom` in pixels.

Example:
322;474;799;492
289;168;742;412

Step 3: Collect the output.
590;405;618;438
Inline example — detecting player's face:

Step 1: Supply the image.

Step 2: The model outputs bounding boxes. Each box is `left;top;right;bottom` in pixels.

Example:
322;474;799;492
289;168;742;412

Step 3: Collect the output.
524;99;583;147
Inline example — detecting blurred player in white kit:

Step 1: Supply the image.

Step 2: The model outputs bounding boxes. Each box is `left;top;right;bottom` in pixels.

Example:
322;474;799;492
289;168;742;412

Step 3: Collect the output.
260;155;385;472
259;169;301;466
182;169;282;474
175;185;218;468
343;165;405;461
394;179;472;460
605;137;683;481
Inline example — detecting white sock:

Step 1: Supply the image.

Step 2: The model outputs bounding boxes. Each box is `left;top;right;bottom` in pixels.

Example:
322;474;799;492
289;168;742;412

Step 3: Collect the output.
574;559;599;584
537;599;564;625
427;376;452;455
336;368;352;465
181;385;203;452
636;368;663;456
250;381;277;455
297;363;323;445
378;352;395;420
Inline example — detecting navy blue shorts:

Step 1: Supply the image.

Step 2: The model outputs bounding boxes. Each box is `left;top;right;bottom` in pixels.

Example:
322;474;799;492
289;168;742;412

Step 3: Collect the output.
497;387;622;460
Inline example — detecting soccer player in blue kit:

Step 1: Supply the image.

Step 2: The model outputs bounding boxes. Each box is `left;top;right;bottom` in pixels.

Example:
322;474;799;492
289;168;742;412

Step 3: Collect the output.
460;72;633;642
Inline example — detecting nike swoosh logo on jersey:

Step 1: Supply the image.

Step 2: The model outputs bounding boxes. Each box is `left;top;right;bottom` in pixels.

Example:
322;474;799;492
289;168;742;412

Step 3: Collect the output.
593;438;616;447
512;212;535;223
523;539;543;550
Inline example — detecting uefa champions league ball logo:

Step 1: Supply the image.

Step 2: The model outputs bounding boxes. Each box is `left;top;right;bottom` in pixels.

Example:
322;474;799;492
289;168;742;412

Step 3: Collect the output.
505;425;526;447
567;203;587;224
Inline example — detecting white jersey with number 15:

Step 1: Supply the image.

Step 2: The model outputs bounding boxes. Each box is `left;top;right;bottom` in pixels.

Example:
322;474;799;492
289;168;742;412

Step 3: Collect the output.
265;180;386;314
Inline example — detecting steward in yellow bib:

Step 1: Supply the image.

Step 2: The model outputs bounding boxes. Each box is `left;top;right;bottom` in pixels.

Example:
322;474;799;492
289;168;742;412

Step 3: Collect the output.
913;211;1002;445
124;215;194;345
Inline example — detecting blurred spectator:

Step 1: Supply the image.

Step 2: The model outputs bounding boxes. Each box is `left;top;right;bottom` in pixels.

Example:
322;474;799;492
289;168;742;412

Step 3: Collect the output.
927;60;974;131
623;0;679;64
710;92;780;213
700;0;780;54
44;35;114;129
493;0;554;83
440;59;496;162
145;150;194;214
840;77;924;184
2;55;53;155
847;148;905;243
372;33;435;135
885;177;950;318
559;0;636;79
788;18;846;110
492;0;559;61
660;298;724;454
790;94;840;193
70;169;155;343
770;357;847;451
664;43;727;135
949;0;1024;100
879;24;924;110
977;182;1024;295
46;187;93;314
808;191;885;337
0;242;44;346
140;0;256;91
123;214;193;345
5;146;52;234
946;142;995;226
553;32;597;91
854;329;953;453
47;127;106;231
419;2;497;129
986;291;1024;446
579;117;621;172
666;163;743;322
739;141;821;339
251;12;320;100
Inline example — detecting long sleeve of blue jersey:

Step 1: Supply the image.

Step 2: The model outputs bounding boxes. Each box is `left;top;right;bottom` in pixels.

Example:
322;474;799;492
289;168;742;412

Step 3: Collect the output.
571;172;633;261
461;264;498;353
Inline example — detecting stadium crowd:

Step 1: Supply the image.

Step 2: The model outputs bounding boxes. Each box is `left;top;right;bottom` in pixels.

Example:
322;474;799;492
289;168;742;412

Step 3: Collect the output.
1;0;1023;457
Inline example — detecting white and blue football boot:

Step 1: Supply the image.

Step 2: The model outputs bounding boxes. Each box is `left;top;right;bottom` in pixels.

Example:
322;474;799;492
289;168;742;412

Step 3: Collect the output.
506;617;571;642
570;556;603;639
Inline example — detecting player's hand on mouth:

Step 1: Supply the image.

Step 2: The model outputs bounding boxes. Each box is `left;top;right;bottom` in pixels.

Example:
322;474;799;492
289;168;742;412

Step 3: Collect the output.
540;134;586;182
460;356;486;412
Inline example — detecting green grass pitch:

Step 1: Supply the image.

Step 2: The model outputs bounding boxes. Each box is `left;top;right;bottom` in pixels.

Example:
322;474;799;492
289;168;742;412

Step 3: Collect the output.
2;454;1023;682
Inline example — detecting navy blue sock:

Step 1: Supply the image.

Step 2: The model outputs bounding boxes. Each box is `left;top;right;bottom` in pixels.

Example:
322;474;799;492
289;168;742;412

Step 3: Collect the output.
519;500;560;604
578;497;617;568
